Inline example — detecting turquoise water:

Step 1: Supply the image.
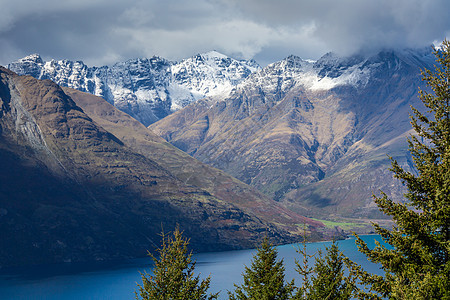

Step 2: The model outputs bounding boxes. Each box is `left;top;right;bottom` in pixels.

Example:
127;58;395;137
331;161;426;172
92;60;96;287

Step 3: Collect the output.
0;235;384;300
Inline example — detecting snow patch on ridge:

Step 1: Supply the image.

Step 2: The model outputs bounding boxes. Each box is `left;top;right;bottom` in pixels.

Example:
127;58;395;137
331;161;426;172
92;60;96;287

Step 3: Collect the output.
306;64;373;91
246;55;376;93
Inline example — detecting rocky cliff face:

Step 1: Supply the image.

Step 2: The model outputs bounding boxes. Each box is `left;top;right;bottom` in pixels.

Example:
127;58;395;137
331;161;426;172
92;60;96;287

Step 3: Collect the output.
7;51;259;126
0;67;321;267
150;47;435;219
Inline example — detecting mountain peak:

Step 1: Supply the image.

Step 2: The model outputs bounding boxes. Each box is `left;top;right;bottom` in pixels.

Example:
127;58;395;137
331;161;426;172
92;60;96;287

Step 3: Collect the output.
371;47;435;68
258;55;307;75
17;53;44;64
283;55;306;66
200;50;229;60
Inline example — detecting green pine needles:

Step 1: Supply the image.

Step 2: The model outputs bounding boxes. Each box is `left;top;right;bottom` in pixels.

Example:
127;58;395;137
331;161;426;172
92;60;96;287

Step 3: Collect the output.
295;240;356;300
354;40;450;299
137;231;356;300
135;227;218;300
228;237;295;300
227;236;357;300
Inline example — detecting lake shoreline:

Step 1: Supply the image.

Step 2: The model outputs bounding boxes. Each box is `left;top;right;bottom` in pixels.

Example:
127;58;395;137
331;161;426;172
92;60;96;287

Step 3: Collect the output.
0;235;384;300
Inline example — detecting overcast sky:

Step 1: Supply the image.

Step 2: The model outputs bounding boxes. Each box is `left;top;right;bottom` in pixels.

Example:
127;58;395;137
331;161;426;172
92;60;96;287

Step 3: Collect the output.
0;0;449;67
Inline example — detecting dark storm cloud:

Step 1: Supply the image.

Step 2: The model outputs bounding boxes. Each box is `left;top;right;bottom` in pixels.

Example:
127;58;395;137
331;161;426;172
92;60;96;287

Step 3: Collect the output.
0;0;449;67
224;0;450;60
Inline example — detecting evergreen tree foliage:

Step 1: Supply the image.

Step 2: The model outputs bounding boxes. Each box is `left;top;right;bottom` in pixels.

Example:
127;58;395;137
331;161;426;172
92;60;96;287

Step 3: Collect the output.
354;40;450;299
228;237;295;300
135;227;218;300
294;240;356;300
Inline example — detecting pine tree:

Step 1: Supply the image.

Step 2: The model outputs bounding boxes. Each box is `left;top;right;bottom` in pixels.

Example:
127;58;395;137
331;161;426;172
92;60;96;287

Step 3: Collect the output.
294;240;356;300
228;237;295;300
294;233;314;299
354;40;450;299
135;227;218;300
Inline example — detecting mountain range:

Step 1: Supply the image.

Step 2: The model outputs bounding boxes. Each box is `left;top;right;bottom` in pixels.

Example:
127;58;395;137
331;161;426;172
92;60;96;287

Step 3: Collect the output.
0;66;325;267
3;47;435;266
7;51;259;126
149;48;435;220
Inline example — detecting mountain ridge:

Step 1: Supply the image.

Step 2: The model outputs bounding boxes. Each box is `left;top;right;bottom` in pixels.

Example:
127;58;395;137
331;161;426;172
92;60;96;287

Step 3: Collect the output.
149;47;434;219
7;52;260;126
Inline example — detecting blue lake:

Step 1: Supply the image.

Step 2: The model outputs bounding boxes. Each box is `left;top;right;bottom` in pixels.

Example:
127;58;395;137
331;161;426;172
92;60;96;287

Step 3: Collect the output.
0;235;384;300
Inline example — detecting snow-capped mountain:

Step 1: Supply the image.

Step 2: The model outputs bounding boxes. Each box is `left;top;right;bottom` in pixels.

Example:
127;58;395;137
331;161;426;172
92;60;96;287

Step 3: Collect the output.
241;47;435;95
241;54;371;93
170;50;260;109
150;47;436;219
4;46;438;227
7;51;260;126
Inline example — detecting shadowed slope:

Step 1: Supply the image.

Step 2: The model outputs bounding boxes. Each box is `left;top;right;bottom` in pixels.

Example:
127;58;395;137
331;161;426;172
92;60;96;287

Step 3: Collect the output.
0;68;319;267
